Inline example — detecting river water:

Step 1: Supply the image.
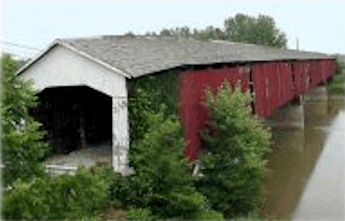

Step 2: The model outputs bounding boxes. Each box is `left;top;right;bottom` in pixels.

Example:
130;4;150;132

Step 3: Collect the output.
261;95;345;220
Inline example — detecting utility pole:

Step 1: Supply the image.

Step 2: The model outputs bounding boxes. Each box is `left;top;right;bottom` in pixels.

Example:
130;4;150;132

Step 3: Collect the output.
296;37;299;50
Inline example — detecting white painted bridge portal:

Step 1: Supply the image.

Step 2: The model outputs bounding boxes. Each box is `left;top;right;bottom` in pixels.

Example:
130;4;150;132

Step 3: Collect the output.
18;41;130;174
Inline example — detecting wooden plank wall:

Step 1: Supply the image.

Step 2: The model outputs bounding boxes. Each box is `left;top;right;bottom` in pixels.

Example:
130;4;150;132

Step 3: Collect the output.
179;59;336;160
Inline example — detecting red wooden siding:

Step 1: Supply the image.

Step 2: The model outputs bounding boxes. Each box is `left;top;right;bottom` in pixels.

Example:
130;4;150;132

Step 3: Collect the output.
309;59;336;87
179;66;250;160
266;63;280;113
251;63;267;117
322;59;336;82
292;61;311;95
252;62;295;117
178;59;335;160
310;60;323;87
279;62;295;106
321;60;328;82
250;59;335;117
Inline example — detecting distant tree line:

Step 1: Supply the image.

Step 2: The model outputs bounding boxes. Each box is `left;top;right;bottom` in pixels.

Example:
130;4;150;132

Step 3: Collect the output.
139;13;287;49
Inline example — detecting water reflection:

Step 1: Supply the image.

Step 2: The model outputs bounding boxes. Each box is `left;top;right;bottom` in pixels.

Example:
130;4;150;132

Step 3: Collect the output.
261;96;345;220
293;106;345;220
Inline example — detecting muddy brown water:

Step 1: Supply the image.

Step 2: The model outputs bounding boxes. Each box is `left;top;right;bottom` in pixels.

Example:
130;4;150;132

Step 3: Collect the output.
261;95;345;220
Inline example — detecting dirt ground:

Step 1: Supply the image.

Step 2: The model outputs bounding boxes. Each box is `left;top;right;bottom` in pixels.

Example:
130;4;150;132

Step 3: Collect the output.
45;141;112;168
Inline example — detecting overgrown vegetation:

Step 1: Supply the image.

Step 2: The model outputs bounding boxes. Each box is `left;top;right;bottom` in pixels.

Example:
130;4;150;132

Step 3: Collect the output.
196;83;271;218
1;55;108;220
127;79;271;219
128;113;221;220
328;57;345;94
2;55;270;220
144;13;287;48
1;55;49;186
2;167;109;220
114;71;225;220
128;70;178;144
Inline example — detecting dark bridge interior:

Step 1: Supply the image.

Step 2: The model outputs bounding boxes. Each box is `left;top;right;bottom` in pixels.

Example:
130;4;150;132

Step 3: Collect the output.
32;86;112;154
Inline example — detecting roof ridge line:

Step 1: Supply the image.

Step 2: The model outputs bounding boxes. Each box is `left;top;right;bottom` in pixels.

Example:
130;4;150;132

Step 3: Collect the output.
16;39;132;78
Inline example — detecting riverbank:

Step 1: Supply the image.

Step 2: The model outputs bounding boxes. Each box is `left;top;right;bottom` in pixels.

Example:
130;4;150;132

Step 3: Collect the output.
328;73;345;94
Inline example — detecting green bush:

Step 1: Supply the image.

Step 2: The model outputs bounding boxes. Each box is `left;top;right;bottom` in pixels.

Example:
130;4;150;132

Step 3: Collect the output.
328;73;345;94
328;57;345;94
2;167;109;220
194;209;225;220
125;72;228;219
91;163;139;208
128;112;211;219
335;56;345;76
196;83;271;218
2;177;51;220
1;55;49;186
93;105;218;220
126;208;154;221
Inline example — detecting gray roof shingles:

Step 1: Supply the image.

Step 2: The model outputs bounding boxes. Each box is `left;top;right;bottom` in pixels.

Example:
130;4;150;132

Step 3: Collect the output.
60;36;332;78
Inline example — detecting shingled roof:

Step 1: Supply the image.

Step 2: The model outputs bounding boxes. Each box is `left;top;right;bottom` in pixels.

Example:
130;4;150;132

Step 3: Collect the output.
19;36;333;78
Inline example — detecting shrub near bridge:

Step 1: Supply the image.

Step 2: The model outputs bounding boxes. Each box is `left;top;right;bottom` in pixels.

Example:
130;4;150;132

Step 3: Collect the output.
126;72;224;220
127;112;224;220
1;55;49;186
2;167;109;220
196;83;271;218
328;56;345;94
87;112;224;220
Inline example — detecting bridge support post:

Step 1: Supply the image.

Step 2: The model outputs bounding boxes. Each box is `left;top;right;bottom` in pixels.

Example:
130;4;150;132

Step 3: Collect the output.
304;85;328;102
302;85;329;126
264;97;305;129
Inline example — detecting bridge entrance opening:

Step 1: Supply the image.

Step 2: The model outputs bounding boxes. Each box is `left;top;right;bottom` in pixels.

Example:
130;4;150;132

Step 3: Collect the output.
32;86;112;170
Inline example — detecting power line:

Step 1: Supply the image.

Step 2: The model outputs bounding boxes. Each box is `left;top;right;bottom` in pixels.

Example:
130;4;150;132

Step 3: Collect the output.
0;40;41;51
6;19;58;37
1;48;35;59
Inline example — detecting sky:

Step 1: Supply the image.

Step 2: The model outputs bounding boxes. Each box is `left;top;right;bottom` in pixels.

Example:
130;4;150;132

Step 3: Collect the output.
1;0;345;59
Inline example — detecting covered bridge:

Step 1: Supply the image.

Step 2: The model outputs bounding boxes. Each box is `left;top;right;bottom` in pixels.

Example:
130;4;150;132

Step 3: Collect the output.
17;36;336;174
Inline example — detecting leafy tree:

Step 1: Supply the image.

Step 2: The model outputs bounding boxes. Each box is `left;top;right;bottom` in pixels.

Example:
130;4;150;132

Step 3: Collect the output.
128;112;214;219
197;25;226;40
158;26;198;39
126;73;224;220
196;83;271;218
1;54;49;186
146;13;287;48
224;14;287;48
327;56;345;94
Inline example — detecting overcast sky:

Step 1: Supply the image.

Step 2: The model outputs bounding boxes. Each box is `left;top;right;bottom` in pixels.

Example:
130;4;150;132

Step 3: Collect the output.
1;0;345;59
